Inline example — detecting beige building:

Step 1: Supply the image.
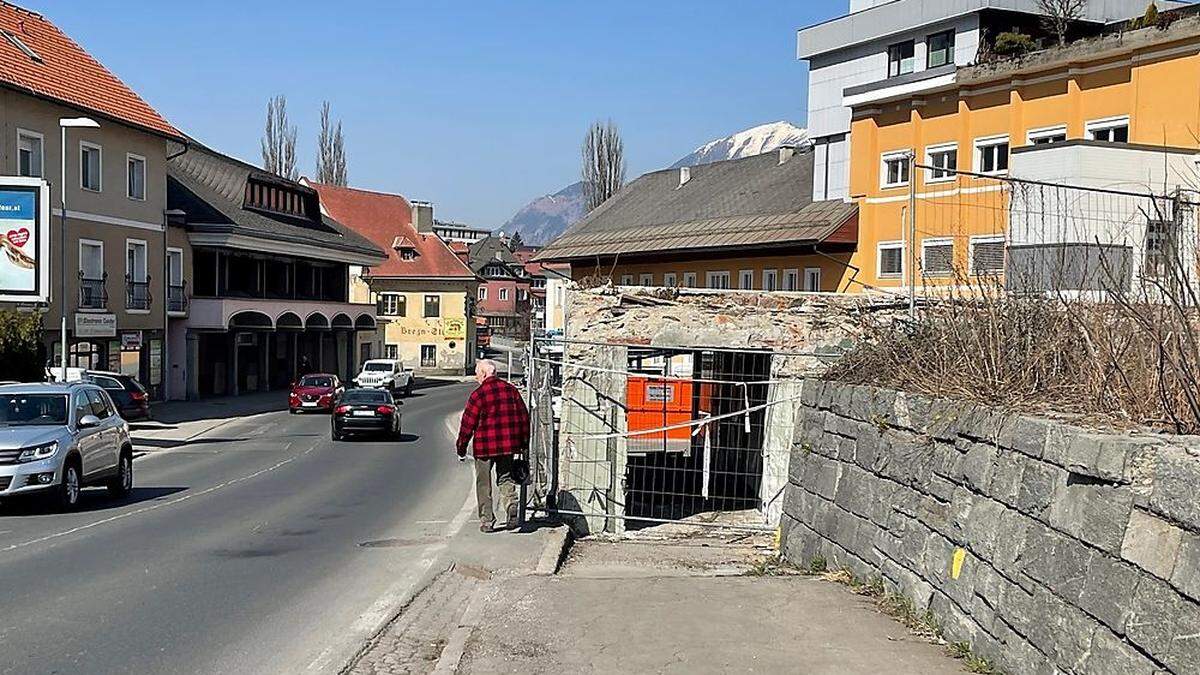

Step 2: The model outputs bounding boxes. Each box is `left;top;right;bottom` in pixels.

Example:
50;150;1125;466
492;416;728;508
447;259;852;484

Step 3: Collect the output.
0;4;188;397
313;183;478;376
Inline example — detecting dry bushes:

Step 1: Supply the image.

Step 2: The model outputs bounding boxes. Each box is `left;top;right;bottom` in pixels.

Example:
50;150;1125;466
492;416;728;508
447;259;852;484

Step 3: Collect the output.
829;285;1200;434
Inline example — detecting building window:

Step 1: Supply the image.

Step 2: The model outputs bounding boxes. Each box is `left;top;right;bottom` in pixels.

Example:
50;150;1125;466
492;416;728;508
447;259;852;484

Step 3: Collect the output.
498;288;509;301
620;274;634;286
663;272;677;287
1028;126;1067;145
17;129;43;177
518;289;528;301
887;40;915;78
921;238;954;277
706;271;731;289
974;136;1009;175
126;239;149;310
478;287;487;301
1087;117;1130;143
420;345;437;368
878;241;904;278
384;344;399;360
970;235;1005;275
81;142;102;192
639;273;654;286
380;294;405;316
881;151;910;188
783;268;799;291
763;269;779;292
1144;220;1177;278
739;269;754;290
925;143;957;182
126;154;146;201
803;267;822;292
927;30;954;68
78;239;104;310
682;272;698;288
167;248;185;313
424;294;440;318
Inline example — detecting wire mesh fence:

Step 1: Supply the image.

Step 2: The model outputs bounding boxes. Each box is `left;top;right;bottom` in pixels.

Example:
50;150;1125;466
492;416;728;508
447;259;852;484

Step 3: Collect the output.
526;337;810;535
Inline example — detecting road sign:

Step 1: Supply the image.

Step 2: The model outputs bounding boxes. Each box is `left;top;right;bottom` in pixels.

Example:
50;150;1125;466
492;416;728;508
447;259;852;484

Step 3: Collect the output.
0;177;50;304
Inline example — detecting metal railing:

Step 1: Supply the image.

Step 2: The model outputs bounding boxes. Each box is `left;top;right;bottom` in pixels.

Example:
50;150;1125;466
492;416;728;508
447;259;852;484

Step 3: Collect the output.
78;272;107;310
126;275;151;311
167;282;187;313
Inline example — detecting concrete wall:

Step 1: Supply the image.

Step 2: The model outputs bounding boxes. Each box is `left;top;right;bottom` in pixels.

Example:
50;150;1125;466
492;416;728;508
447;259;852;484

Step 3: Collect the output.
781;380;1200;674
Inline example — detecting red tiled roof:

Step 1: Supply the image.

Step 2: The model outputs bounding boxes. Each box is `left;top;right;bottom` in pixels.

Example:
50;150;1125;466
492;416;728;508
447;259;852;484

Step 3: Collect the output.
309;181;475;279
0;3;181;139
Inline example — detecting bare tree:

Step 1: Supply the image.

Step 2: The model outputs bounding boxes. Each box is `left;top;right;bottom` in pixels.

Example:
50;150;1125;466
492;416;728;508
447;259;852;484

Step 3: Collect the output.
1037;0;1086;46
261;94;298;180
315;101;348;186
581;120;626;213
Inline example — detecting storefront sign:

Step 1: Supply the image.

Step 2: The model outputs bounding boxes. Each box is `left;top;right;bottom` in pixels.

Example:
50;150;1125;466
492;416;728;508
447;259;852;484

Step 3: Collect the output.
121;331;143;351
74;312;117;338
442;318;466;340
0;178;50;304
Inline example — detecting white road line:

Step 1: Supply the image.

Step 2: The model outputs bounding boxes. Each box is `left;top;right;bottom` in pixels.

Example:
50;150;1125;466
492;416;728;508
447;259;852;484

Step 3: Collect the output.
1;441;312;555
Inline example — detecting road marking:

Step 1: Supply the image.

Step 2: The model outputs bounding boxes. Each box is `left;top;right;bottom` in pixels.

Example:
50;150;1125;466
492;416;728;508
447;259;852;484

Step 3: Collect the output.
305;410;473;674
1;441;314;555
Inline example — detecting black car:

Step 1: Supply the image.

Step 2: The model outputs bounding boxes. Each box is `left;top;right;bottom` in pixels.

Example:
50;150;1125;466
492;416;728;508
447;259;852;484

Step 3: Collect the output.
85;371;150;421
331;388;402;441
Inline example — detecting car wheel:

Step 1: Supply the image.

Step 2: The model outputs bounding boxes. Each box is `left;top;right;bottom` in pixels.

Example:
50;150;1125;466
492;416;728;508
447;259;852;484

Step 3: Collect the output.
107;450;133;498
289;408;298;415
54;460;82;512
405;381;414;397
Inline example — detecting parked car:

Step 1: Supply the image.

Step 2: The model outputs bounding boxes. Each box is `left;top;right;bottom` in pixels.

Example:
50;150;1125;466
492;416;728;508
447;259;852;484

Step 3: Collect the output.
354;359;414;396
0;382;134;511
289;374;344;413
330;388;402;441
84;371;150;421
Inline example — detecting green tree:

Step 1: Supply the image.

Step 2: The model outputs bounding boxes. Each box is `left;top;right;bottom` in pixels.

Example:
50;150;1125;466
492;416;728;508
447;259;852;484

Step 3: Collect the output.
0;310;45;382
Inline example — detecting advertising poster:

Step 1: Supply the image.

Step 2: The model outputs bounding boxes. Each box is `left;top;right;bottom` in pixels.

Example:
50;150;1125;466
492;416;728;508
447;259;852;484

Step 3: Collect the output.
0;178;50;304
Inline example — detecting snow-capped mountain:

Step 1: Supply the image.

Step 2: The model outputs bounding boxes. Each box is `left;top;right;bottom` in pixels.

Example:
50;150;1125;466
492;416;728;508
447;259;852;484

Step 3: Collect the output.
502;122;808;245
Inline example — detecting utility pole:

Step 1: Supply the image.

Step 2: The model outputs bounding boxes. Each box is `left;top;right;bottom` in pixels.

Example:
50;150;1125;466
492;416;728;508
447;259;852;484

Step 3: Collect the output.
907;152;917;320
58;117;100;378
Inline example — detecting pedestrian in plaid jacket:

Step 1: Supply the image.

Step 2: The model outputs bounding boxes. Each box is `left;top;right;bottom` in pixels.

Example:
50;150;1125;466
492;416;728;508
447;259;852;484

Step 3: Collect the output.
456;359;530;532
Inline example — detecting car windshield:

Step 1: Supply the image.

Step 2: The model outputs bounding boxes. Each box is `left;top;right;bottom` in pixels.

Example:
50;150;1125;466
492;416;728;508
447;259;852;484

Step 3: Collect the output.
364;363;393;372
343;390;389;403
0;394;69;426
300;376;333;388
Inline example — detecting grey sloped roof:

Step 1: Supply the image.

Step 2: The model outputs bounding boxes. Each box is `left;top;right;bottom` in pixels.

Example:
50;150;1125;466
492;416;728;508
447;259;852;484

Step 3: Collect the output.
536;149;857;261
167;143;384;261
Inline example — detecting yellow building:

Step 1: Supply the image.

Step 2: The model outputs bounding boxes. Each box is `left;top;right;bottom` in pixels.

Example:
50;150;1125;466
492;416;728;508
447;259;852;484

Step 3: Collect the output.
312;183;477;375
845;13;1200;291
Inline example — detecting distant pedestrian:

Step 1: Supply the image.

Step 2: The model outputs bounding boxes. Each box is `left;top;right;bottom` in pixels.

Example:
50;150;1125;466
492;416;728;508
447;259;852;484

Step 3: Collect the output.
456;359;530;533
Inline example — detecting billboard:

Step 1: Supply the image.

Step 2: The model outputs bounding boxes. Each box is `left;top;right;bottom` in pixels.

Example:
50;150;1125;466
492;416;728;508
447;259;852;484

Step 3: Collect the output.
0;177;50;304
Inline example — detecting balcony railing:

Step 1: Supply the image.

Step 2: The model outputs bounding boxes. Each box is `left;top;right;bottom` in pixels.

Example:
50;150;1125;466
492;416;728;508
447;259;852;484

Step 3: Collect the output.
168;281;188;314
78;272;107;310
126;275;151;311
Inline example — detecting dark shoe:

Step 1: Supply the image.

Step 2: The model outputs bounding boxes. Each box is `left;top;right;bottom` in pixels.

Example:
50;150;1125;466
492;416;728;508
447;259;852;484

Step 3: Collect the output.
502;521;520;532
480;523;495;533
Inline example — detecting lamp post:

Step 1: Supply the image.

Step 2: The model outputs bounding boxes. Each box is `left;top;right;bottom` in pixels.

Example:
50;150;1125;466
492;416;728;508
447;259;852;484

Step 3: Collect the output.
58;117;99;379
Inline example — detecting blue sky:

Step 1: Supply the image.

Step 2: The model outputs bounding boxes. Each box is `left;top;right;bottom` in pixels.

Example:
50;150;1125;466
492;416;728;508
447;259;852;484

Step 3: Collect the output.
23;1;839;227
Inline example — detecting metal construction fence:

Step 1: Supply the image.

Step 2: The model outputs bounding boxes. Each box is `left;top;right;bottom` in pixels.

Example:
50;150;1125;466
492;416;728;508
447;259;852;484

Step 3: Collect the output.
524;336;823;535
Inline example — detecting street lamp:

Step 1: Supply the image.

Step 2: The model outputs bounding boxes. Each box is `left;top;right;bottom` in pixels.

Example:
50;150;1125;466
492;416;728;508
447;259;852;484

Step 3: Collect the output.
58;117;99;379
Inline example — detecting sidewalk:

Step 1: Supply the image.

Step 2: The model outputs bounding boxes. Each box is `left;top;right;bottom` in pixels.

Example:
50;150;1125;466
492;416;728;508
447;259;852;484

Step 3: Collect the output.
130;390;285;450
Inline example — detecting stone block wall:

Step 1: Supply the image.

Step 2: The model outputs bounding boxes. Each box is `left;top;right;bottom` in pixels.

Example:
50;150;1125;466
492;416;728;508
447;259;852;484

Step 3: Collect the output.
780;380;1200;674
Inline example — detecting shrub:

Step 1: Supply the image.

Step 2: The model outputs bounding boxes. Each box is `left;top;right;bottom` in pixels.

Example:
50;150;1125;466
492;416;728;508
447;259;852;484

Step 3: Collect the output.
992;31;1037;57
0;310;45;383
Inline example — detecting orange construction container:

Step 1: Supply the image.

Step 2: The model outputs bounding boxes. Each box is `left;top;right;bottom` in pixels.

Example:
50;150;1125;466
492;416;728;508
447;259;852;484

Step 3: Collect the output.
626;376;693;454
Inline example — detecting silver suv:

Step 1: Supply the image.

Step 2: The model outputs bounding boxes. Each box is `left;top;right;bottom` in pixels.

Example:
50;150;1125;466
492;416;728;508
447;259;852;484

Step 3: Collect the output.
0;382;134;511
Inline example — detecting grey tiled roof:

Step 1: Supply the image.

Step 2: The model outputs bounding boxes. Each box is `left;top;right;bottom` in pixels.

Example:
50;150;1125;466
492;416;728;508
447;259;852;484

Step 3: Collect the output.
536;149;857;261
167;143;385;260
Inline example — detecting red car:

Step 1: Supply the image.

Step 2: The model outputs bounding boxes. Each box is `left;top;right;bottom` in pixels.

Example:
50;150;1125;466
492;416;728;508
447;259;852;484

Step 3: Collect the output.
289;374;343;413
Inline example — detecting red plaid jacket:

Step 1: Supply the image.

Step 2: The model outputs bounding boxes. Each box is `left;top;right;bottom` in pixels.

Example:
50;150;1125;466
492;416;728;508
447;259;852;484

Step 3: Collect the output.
456;376;530;459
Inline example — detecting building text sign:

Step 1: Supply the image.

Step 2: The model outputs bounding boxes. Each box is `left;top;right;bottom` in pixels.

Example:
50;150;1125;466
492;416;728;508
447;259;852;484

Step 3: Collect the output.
0;178;50;304
442;318;466;339
75;312;116;338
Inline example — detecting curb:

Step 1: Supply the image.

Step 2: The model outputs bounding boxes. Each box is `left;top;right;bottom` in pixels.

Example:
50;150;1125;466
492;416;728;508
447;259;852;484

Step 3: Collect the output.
533;526;573;576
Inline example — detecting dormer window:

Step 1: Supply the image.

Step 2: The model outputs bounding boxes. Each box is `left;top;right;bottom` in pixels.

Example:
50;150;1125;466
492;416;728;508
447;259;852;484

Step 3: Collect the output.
392;236;418;261
244;178;310;218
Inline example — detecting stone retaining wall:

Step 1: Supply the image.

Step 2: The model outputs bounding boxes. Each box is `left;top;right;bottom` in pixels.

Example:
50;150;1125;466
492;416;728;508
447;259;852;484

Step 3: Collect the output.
780;381;1200;674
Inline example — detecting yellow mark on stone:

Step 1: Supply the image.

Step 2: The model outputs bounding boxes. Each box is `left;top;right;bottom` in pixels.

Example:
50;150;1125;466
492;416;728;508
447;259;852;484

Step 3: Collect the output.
951;547;966;580
773;526;782;551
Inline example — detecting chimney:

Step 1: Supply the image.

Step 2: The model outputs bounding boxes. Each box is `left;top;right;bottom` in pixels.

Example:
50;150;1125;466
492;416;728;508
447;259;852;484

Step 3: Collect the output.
778;145;798;165
678;166;691;188
411;200;434;233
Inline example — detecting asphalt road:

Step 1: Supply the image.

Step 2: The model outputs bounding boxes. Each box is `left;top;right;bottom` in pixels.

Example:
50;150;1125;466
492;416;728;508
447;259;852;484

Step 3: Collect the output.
0;381;476;675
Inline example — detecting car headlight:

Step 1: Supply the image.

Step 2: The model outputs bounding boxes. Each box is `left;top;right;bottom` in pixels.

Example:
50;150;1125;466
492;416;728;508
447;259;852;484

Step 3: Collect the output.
17;441;59;463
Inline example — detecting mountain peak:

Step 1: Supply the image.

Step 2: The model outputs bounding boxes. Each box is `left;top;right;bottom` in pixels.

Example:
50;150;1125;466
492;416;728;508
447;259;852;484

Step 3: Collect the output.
501;121;808;245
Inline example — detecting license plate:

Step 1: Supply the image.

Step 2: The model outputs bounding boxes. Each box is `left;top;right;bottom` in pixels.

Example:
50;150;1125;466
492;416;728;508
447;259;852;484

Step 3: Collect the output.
352;410;374;417
301;402;318;408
